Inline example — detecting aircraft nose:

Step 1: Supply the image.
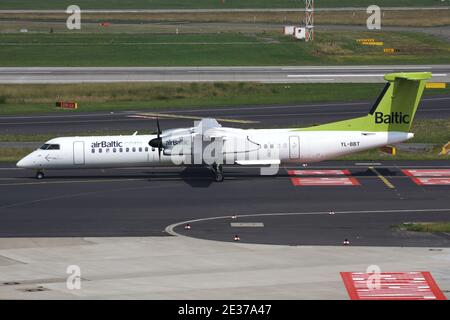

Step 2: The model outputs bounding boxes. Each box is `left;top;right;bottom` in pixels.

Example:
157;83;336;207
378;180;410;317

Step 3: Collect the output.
16;155;31;168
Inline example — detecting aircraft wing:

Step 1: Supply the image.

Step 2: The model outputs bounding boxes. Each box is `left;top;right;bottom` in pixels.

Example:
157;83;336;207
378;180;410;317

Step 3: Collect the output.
235;160;281;166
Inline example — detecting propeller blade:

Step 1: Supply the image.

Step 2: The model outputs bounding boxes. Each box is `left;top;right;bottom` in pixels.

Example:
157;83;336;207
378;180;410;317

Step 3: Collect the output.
157;117;162;160
149;117;163;161
156;117;161;136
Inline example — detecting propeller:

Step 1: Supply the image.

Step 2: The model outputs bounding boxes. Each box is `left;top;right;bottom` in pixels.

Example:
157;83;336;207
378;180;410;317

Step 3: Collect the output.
156;117;161;136
149;117;163;159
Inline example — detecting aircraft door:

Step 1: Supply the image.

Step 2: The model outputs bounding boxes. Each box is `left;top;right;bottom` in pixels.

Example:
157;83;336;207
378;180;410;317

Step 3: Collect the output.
289;136;300;159
73;141;85;165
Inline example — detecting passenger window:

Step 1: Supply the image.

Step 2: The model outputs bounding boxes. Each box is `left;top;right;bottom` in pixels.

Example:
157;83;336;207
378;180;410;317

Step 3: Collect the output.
106;148;110;153
139;147;142;152
119;148;123;152
113;148;116;153
126;148;129;152
145;147;148;152
270;144;274;149
264;144;267;149
99;148;102;153
91;149;95;153
132;147;136;152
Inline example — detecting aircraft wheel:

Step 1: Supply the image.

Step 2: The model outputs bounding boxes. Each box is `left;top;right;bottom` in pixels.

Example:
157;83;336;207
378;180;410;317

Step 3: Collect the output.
215;172;224;182
36;171;44;180
212;164;224;182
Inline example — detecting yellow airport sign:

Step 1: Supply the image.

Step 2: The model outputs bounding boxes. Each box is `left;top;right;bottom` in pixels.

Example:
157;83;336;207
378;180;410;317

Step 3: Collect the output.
426;82;446;89
356;39;375;42
379;145;396;156
362;41;384;46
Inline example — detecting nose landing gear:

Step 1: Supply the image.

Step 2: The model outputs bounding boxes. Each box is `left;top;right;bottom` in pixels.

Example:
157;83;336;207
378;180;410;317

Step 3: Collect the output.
35;171;44;179
211;164;224;182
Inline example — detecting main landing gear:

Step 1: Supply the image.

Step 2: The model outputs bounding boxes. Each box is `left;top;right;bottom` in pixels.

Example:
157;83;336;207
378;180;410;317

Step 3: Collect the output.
35;171;44;180
211;164;224;182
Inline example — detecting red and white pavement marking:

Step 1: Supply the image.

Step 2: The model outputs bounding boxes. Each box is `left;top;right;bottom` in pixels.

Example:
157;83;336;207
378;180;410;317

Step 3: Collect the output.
291;177;360;186
341;271;447;300
402;169;450;177
409;177;450;186
402;169;450;185
288;169;351;176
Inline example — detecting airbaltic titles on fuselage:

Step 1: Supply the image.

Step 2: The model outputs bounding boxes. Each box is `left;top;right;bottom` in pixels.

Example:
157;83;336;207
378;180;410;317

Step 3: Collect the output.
165;137;184;146
91;141;123;148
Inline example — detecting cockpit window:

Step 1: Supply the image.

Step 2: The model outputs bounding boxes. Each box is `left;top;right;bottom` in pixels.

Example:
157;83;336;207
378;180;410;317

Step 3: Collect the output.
40;144;60;150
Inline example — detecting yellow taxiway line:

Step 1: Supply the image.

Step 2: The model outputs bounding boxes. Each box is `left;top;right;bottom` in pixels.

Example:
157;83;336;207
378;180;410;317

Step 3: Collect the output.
369;166;395;189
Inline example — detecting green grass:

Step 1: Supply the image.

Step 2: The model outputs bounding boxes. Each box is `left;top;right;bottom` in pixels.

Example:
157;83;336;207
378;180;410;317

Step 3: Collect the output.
0;0;444;10
0;147;34;162
0;82;384;115
397;222;450;233
0;31;449;67
337;147;449;161
1;82;449;116
407;119;450;144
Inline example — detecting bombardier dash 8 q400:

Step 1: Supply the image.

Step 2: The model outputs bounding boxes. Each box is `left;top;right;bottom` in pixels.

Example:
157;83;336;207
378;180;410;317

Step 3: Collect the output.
17;72;431;181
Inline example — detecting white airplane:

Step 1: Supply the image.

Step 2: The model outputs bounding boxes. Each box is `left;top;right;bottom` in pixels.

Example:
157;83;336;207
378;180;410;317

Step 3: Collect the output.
17;72;431;181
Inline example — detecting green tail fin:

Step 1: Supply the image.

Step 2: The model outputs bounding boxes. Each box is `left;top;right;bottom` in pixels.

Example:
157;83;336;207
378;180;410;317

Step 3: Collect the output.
298;72;432;132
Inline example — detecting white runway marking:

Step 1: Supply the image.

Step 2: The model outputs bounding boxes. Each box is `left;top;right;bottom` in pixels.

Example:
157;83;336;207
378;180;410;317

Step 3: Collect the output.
282;66;434;70
288;73;448;78
165;208;450;238
231;222;265;227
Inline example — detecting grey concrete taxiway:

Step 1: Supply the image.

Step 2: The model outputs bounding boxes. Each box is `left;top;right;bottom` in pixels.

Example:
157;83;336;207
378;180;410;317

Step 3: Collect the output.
0;237;448;299
1;65;449;84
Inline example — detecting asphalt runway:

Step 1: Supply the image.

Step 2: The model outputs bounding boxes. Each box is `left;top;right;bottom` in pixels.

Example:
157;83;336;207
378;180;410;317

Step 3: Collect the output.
1;95;449;135
1;65;449;84
1;160;449;247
